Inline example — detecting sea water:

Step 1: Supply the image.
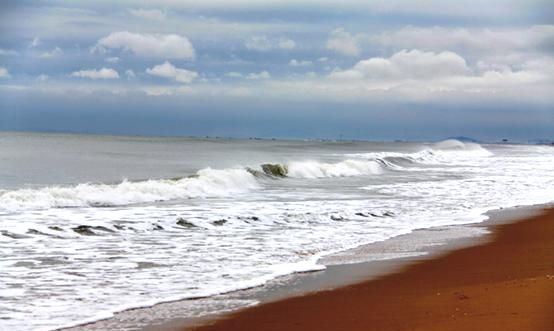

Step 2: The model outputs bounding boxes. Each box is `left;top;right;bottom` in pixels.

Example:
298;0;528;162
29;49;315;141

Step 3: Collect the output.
0;132;553;331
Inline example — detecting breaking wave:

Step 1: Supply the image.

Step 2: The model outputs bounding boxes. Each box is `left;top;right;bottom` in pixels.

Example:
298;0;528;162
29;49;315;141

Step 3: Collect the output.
0;140;492;212
286;159;383;178
251;159;385;179
347;139;493;164
0;168;259;212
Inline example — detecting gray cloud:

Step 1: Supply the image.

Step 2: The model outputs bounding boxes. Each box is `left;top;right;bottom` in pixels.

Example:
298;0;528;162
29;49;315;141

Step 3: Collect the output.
0;0;552;140
129;8;166;20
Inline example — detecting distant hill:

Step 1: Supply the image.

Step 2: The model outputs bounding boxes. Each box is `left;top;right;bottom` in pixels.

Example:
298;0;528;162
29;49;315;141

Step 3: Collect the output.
528;139;554;145
445;136;482;143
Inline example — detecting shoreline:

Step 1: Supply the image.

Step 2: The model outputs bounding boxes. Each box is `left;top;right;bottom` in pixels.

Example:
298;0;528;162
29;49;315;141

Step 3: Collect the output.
167;205;554;331
136;204;551;331
57;204;551;331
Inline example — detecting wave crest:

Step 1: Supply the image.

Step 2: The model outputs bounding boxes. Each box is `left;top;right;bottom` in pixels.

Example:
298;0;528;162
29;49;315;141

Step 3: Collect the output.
287;159;383;178
348;139;492;165
0;168;259;211
0;140;492;211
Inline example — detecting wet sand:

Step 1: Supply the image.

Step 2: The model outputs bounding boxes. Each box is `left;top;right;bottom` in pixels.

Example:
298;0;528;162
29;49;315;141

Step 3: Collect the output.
187;208;554;331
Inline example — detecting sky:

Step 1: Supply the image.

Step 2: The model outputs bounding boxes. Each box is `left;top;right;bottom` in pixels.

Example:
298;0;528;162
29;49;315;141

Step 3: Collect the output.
0;0;553;141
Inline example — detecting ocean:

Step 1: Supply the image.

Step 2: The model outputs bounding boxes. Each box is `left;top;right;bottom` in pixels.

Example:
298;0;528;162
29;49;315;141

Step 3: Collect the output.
0;132;553;331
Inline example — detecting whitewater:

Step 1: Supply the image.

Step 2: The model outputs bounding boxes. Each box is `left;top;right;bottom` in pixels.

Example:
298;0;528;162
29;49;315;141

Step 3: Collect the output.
0;132;553;331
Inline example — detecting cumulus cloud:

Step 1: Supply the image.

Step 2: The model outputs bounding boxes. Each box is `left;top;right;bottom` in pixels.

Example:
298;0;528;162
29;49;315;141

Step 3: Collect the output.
325;25;554;61
105;57;120;63
129;8;166;20
289;59;312;67
245;36;296;51
330;50;469;80
36;74;49;81
283;48;552;100
96;31;195;59
0;67;10;78
39;47;63;58
326;28;362;56
70;68;120;79
146;61;198;83
445;68;546;90
246;71;271;80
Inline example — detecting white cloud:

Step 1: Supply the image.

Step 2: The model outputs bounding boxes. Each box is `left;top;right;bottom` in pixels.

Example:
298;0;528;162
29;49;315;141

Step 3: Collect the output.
225;71;271;80
70;68;120;79
142;86;192;96
278;49;553;100
146;61;198;83
39;47;63;58
0;49;18;56
521;57;554;78
36;74;49;81
245;36;296;51
246;71;271;80
317;57;329;62
326;28;362;57
29;37;40;48
125;69;136;79
225;72;244;78
0;67;10;78
330;50;469;80
289;59;312;67
105;57;120;63
224;87;253;97
245;36;272;51
278;38;296;49
371;25;554;58
129;8;166;20
96;31;195;59
445;68;546;89
143;86;175;96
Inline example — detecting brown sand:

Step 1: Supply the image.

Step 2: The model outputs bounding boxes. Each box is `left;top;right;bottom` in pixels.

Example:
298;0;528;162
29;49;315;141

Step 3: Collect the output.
189;208;554;331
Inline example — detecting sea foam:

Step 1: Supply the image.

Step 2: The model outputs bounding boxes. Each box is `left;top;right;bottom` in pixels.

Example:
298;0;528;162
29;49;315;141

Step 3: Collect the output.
0;168;259;211
2;139;554;331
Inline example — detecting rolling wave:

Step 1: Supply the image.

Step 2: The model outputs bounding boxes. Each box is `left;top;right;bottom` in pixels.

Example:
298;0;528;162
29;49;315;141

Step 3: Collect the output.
286;159;383;178
0;140;492;211
347;139;493;164
0;168;259;211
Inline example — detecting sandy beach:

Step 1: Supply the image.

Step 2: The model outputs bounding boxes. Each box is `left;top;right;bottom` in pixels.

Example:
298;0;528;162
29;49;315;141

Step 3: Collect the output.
187;207;554;331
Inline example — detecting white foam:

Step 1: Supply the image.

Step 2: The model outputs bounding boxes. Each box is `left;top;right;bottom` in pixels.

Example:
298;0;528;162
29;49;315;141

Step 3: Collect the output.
1;141;554;331
0;167;259;212
286;159;383;178
347;140;493;165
